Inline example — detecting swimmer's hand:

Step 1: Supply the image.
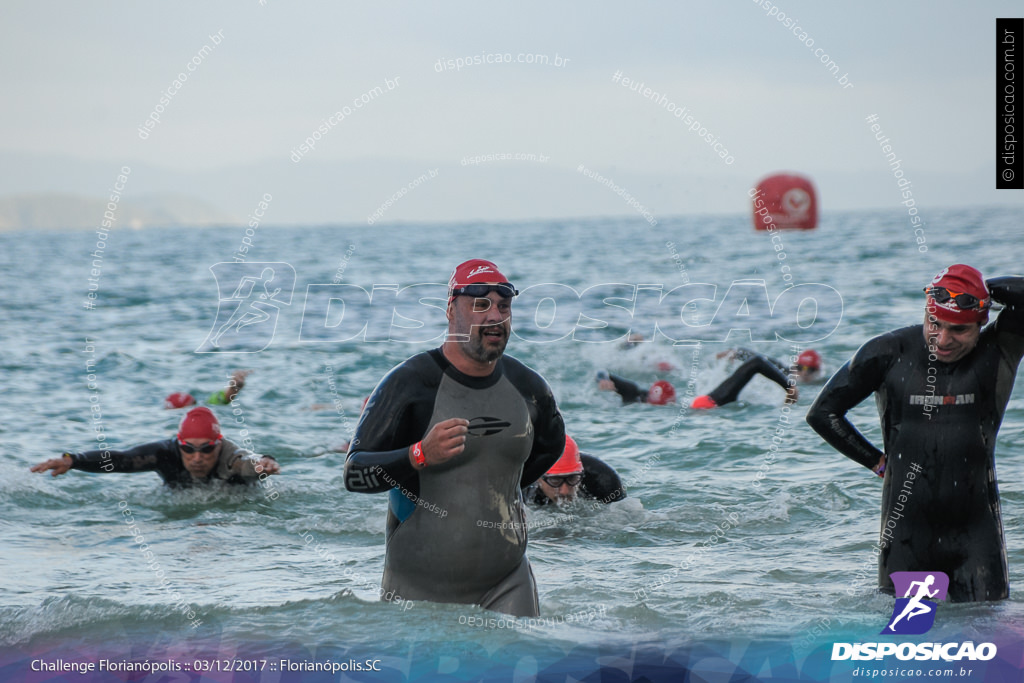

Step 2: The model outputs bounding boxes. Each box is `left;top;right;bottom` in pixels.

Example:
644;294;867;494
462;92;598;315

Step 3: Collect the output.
231;369;253;386
785;385;799;404
31;453;74;477
255;457;280;475
873;456;886;478
416;417;468;467
224;369;252;403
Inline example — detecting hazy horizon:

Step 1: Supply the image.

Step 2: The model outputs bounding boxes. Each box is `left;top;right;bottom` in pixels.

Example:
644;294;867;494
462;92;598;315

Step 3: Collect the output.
3;1;1022;225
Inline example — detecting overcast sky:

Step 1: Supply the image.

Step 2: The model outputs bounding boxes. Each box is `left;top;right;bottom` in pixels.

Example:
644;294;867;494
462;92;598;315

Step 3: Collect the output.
2;1;1021;223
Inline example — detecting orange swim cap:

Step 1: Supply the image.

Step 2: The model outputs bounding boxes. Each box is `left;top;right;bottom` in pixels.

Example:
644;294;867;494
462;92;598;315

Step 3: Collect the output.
690;394;718;409
546;435;583;475
164;392;196;409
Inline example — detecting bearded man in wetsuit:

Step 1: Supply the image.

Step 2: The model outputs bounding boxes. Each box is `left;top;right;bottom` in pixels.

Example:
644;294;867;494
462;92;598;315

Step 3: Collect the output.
807;265;1024;602
344;259;565;616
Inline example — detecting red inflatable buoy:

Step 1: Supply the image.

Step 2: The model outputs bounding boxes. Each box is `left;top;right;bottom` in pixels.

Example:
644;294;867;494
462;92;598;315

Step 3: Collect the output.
750;173;818;230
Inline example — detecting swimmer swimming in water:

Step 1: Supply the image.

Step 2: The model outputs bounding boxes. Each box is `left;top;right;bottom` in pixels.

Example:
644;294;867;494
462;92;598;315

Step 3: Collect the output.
343;259;565;617
688;348;820;408
596;371;677;405
164;369;252;409
523;435;626;506
32;407;280;488
597;348;818;408
807;265;1024;602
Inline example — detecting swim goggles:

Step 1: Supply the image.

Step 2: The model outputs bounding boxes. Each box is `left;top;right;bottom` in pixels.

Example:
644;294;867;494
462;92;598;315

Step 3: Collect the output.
450;283;519;299
177;437;221;454
542;473;583;488
924;287;991;311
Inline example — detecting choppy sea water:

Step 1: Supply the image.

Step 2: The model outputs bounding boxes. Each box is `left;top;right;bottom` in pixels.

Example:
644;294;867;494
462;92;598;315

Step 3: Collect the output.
2;207;1023;680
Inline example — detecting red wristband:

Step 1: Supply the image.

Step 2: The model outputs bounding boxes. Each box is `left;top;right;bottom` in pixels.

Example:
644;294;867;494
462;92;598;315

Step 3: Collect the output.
411;441;426;468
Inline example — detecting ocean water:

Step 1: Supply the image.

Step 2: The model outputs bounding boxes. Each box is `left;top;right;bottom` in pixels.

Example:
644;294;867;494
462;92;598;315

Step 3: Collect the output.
2;206;1023;679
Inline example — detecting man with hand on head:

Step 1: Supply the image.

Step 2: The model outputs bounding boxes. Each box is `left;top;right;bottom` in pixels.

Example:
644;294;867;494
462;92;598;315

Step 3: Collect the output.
344;259;565;617
807;265;1024;602
32;407;280;489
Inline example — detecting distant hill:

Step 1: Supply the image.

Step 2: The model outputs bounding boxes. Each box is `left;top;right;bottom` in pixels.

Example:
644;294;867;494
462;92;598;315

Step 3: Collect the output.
0;151;1017;229
0;193;234;231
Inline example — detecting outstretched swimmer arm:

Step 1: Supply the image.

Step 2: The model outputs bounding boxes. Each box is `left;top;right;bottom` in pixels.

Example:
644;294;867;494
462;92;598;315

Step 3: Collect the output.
32;443;166;476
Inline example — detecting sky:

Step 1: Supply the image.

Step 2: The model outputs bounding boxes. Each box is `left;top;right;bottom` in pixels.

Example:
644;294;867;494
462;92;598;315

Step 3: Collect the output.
2;1;1022;224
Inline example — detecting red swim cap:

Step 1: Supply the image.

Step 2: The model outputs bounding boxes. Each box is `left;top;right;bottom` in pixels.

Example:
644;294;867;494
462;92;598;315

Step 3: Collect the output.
926;264;990;325
797;349;821;370
547;435;583;475
164;392;196;409
447;259;512;300
690;394;718;409
656;361;675;372
178;407;221;441
648;380;677;405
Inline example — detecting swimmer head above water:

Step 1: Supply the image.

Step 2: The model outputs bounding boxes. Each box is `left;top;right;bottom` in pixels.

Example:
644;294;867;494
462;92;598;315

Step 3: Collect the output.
794;349;822;383
445;259;519;375
31;406;280;486
923;264;991;364
176;407;225;478
537;436;584;503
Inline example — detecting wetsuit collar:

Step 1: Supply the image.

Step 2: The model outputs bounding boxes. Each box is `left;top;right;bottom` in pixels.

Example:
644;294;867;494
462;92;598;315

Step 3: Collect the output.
429;347;504;390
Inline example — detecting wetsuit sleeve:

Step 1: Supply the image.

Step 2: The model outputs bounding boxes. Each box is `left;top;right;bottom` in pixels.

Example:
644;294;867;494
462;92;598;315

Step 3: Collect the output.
707;354;792;406
580;453;626;503
806;336;891;471
733;348;787;373
989;276;1024;338
752;355;791;389
988;278;1024;390
69;440;170;473
989;276;1024;308
607;372;648;404
519;374;566;488
222;446;275;481
344;356;438;494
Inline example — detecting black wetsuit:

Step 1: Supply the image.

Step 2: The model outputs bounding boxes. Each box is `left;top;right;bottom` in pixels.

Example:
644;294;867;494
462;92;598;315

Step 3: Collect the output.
807;277;1024;602
707;349;792;406
605;351;791;406
604;373;649;404
524;453;627;506
344;348;565;617
68;439;270;489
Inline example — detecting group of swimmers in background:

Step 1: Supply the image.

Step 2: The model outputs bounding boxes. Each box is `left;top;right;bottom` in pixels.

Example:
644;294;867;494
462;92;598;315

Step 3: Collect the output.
32;346;819;507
